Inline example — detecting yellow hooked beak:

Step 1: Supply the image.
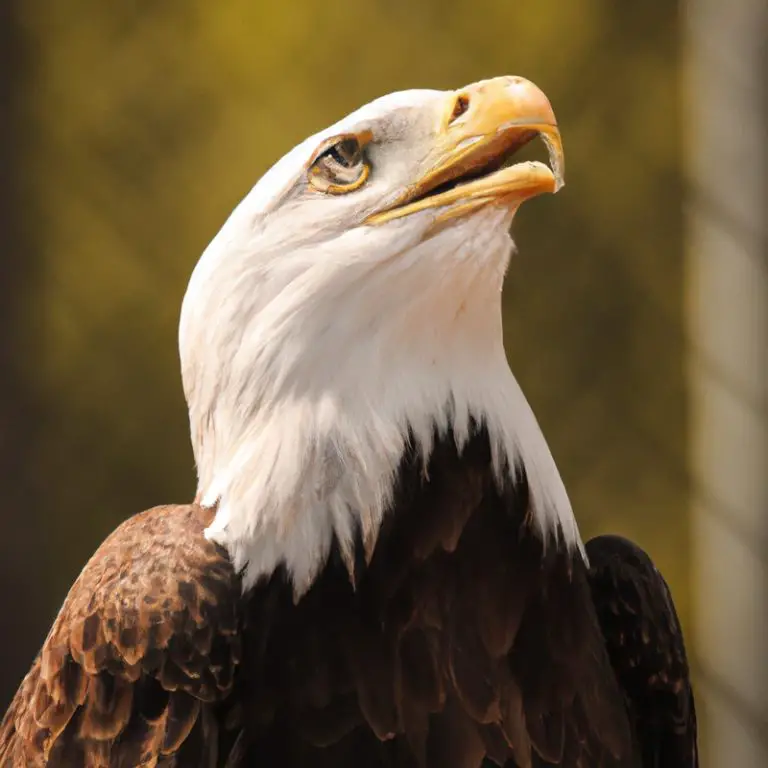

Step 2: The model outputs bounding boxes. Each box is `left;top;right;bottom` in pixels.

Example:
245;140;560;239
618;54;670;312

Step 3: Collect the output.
366;76;564;225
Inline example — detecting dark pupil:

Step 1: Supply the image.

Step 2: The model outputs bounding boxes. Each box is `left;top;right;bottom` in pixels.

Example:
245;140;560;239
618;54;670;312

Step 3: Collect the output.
329;139;360;168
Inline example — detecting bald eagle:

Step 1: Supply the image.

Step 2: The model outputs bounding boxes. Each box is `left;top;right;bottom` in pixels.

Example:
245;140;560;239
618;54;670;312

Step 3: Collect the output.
0;77;697;767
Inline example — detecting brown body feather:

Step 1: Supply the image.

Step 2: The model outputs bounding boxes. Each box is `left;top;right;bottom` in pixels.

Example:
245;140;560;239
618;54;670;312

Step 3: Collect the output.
0;427;696;767
0;504;241;767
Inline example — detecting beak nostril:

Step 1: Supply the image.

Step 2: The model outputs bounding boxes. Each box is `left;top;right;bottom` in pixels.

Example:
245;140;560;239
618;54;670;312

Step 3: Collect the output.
449;94;470;123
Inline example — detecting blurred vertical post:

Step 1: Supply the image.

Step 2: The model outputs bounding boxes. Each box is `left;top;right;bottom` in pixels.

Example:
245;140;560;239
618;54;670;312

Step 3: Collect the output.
685;0;768;765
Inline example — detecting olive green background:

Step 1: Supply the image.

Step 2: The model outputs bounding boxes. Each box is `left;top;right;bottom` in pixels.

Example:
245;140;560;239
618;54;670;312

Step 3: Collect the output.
1;0;688;743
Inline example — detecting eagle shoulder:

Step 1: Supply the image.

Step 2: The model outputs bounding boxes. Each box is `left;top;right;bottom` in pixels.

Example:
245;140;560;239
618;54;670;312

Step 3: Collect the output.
0;503;241;767
586;534;698;767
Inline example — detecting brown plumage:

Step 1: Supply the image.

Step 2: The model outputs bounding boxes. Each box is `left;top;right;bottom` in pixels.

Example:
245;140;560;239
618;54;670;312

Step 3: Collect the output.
0;504;241;767
0;427;697;766
586;536;699;768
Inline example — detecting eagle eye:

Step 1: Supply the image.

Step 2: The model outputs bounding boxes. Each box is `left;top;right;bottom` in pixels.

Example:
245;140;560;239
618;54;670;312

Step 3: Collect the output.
309;135;370;194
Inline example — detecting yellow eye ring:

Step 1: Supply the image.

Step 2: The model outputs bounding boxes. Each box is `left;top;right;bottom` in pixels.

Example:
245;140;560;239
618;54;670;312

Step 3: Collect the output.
309;161;370;194
307;130;373;195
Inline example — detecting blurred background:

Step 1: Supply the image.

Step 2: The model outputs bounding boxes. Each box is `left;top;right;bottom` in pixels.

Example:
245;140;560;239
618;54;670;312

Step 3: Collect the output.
0;2;765;766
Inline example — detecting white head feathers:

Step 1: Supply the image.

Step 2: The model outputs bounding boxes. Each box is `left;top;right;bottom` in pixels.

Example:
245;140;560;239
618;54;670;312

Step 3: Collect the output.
178;79;583;594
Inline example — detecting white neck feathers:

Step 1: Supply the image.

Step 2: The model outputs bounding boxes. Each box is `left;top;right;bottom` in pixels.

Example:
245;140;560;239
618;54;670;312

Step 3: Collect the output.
180;208;583;596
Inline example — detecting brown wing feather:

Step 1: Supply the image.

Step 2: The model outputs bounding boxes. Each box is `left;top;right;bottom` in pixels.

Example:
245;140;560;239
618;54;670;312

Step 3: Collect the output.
0;503;240;767
587;535;698;767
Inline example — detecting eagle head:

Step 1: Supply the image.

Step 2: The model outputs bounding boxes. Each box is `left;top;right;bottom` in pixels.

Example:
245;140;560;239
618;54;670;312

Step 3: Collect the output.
178;76;579;594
